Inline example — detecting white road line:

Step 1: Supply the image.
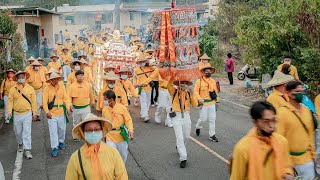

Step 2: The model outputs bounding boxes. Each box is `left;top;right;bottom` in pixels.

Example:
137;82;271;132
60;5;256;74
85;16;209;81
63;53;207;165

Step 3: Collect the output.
221;98;250;109
12;151;23;180
190;137;230;165
0;161;5;180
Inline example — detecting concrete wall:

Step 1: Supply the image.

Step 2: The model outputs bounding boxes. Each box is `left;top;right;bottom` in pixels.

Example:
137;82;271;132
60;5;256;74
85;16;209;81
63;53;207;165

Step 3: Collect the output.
120;12;142;28
40;15;55;49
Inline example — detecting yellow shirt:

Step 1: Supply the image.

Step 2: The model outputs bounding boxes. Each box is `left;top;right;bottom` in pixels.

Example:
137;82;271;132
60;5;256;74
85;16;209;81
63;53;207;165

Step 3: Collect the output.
27;69;46;92
0;78;16;96
84;67;93;82
64;32;71;39
199;61;211;70
43;84;71;117
230;128;293;180
276;104;316;165
315;94;320;120
65;42;72;50
194;77;219;106
66;71;91;89
134;66;154;92
168;81;197;112
95;37;102;45
40;66;48;74
8;84;37;115
88;37;95;44
60;53;73;66
277;64;299;80
77;41;85;50
118;79;138;98
71;46;78;54
68;81;94;106
47;62;62;74
88;47;95;55
65;142;128;180
96;82;127;111
102;103;134;142
266;89;289;110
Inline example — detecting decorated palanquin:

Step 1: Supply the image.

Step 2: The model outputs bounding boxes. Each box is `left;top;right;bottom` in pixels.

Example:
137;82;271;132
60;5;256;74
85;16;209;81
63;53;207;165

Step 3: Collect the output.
152;8;200;81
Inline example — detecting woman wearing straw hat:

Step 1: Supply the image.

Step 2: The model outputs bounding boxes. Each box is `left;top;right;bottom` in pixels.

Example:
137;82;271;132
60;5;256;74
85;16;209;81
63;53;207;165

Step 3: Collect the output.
194;65;220;142
27;60;46;121
8;71;37;159
65;113;128;179
102;90;134;163
266;71;294;110
43;72;71;157
60;47;73;83
47;54;62;74
0;69;16;124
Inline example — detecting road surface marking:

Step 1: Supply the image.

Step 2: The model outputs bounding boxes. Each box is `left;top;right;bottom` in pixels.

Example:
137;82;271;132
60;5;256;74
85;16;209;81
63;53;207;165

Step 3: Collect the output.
12;151;23;180
190;137;230;164
221;98;250;109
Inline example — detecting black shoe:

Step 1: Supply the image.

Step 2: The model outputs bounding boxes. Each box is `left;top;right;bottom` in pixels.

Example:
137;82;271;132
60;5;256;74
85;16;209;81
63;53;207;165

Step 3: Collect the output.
180;160;187;168
196;129;200;136
209;135;219;142
36;115;41;121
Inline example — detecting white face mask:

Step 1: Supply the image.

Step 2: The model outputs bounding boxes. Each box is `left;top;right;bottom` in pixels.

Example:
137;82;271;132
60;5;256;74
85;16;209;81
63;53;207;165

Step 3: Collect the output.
108;83;115;89
74;65;80;71
104;100;109;106
34;67;40;71
121;74;128;80
17;78;25;84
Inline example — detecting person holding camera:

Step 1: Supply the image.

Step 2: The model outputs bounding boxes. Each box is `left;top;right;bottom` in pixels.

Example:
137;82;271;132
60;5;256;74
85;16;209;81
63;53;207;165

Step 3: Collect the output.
167;80;197;168
194;65;220;142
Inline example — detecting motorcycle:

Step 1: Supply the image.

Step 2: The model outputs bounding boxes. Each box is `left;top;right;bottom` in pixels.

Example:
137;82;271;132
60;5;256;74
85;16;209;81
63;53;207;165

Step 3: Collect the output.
237;64;259;80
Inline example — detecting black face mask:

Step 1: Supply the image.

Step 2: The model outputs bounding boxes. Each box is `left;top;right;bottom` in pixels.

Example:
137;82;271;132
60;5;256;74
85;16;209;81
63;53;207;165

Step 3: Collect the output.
205;73;211;78
259;129;272;137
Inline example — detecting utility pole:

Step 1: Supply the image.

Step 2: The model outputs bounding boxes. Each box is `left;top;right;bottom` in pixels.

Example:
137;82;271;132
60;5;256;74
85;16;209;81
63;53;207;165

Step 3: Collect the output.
55;0;57;12
114;0;121;29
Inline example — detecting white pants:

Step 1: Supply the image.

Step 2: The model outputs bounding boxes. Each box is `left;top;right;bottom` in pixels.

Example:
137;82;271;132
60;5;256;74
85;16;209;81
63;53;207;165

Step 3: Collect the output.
48;115;66;149
196;104;216;137
139;91;151;119
3;95;8;119
72;106;91;127
172;112;191;161
63;65;71;82
36;92;42;116
106;141;128;163
155;90;172;125
295;161;315;179
14;112;32;150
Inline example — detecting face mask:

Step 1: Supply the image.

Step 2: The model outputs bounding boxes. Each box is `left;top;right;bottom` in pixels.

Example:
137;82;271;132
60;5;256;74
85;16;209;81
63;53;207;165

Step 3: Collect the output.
205;73;211;78
140;63;146;67
17;78;25;84
104;100;109;106
293;93;304;103
74;66;81;71
121;74;128;80
108;83;115;89
259;129;272;137
34;67;40;71
84;131;103;145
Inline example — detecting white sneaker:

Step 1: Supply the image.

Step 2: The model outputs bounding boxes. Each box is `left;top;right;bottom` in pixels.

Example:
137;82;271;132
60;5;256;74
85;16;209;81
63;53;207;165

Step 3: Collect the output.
144;117;150;122
17;144;23;152
24;150;33;159
165;123;173;128
5;119;9;124
151;104;155;107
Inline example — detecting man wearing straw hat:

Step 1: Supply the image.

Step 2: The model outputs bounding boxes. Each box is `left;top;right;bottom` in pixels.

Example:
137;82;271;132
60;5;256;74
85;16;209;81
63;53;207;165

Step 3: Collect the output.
47;54;62;74
24;56;36;74
134;56;154;122
27;60;46;121
37;57;48;74
43;72;71;157
68;70;95;141
8;71;37;159
65;113;128;179
102;90;134;163
60;47;73;83
168;79;198;168
96;71;127;113
0;69;16;124
194;65;220;142
199;53;211;71
266;71;294;110
66;59;82;88
117;68;139;108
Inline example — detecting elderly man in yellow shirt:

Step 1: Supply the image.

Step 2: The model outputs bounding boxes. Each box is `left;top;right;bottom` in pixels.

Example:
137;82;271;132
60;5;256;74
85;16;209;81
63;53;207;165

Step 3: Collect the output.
65;113;128;180
167;79;197;168
37;57;48;74
198;53;211;70
24;56;36;73
117;68;139;108
134;57;154;122
8;71;37;159
0;69;16;124
47;55;62;74
277;80;316;179
277;55;299;80
27;60;46;121
60;47;73;83
43;72;71;157
230;101;294;180
102;90;134;163
194;65;220;142
68;70;95;139
266;71;294;110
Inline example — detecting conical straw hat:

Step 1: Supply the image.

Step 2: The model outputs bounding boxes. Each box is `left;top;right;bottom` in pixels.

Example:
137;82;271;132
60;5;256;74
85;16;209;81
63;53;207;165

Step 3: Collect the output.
267;71;294;87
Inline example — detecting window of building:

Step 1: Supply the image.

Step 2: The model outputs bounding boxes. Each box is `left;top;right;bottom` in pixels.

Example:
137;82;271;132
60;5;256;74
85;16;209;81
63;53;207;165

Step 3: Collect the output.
65;16;75;25
130;12;134;21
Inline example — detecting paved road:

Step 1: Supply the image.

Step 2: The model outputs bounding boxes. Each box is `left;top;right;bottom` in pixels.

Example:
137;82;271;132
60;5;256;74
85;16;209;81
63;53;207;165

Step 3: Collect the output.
0;93;252;180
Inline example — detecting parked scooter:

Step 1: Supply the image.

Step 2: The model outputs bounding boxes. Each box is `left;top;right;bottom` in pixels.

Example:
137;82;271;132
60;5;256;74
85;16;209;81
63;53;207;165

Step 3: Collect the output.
237;64;259;80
